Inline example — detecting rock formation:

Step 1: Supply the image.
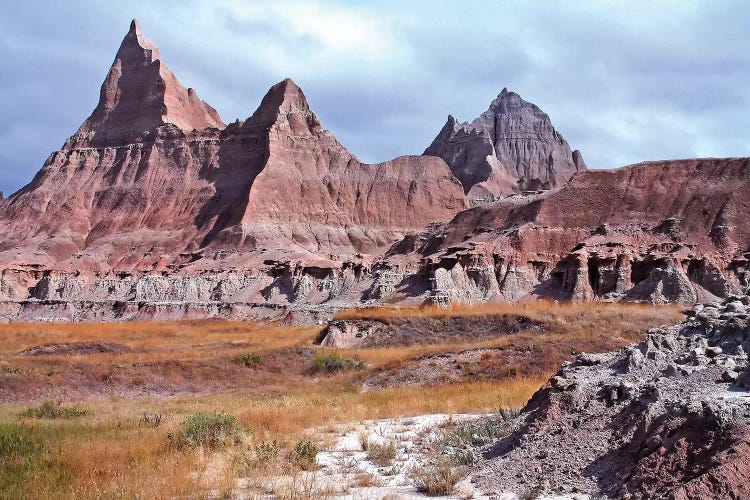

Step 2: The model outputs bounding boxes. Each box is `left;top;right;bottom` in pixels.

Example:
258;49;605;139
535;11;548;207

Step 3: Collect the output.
424;88;586;203
0;19;747;322
473;293;750;498
66;19;224;149
0;20;468;321
379;157;750;307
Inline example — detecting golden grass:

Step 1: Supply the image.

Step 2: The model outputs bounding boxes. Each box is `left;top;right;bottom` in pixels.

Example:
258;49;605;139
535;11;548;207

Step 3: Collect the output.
337;301;683;367
0;319;322;362
334;299;681;321
0;301;684;498
0;376;542;499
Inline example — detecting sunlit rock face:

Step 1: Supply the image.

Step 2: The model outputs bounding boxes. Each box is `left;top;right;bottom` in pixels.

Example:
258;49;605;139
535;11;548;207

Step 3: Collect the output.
0;20;469;321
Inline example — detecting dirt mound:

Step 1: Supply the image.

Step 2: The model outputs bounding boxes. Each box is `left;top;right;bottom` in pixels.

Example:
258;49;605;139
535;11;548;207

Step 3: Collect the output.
472;293;750;498
320;314;541;348
18;341;134;356
364;347;537;388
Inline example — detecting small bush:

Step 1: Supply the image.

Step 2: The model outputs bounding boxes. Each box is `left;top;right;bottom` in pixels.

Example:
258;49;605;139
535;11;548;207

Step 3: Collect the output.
250;440;280;469
357;429;369;451
352;472;382;487
411;462;467;496
19;401;88;419
367;441;397;467
293;440;318;470
1;364;20;374
168;412;240;449
446;416;513;447
498;406;520;421
234;352;263;368
440;413;514;466
311;351;366;373
139;413;162;429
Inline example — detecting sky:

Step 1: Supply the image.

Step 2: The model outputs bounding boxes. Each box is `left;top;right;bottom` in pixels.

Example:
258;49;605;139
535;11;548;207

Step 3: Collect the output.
0;0;748;195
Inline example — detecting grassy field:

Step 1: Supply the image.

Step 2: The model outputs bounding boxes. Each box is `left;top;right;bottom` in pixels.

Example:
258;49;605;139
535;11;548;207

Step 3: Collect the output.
0;302;683;498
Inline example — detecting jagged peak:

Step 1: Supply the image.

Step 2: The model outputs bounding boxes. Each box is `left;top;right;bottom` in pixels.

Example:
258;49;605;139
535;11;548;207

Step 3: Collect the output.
263;78;311;114
243;78;320;134
63;20;224;149
487;87;528;115
116;18;161;65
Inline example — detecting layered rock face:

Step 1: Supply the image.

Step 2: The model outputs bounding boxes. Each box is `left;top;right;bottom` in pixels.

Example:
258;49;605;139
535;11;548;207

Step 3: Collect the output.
1;18;748;322
424;88;586;203
203;78;468;255
66;20;223;149
473;294;750;498
379;157;750;306
0;20;467;321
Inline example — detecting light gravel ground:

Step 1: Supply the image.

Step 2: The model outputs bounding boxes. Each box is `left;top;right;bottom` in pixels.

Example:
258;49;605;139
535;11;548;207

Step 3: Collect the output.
218;413;593;499
268;414;589;499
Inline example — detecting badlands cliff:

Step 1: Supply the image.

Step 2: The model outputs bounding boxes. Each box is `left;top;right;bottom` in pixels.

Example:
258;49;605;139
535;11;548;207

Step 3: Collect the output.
382;157;750;307
0;20;467;322
0;20;747;322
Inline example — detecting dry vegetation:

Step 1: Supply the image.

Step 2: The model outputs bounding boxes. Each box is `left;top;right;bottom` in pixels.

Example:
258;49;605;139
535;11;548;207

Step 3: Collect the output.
0;301;683;498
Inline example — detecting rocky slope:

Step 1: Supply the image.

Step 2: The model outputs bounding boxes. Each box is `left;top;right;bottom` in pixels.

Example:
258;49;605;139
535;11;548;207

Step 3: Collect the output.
472;293;750;499
424;88;586;203
379;157;750;307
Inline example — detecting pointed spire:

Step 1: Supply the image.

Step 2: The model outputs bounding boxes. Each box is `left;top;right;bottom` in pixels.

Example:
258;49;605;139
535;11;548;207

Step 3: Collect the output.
243;78;320;134
64;20;223;149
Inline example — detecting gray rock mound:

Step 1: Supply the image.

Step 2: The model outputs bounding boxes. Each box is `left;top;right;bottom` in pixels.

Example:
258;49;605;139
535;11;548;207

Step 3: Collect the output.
473;293;750;499
424;88;586;203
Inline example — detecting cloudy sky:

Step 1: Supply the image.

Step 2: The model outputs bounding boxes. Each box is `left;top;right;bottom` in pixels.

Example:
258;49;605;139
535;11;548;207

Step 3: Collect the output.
0;0;748;195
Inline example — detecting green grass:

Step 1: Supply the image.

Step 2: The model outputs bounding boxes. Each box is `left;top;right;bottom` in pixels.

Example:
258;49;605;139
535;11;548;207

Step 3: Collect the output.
311;351;366;373
19;402;89;419
169;412;241;450
439;409;518;466
0;423;63;497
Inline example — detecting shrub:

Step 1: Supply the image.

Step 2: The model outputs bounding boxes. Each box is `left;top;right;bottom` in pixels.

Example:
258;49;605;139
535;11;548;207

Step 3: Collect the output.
293;440;318;470
168;412;240;449
139;413;162;429
411;462;467;496
357;429;369;451
234;352;263;368
311;351;365;373
446;415;513;447
250;440;280;469
498;406;520;421
367;441;397;467
352;472;382;487
19;401;88;419
440;413;514;466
